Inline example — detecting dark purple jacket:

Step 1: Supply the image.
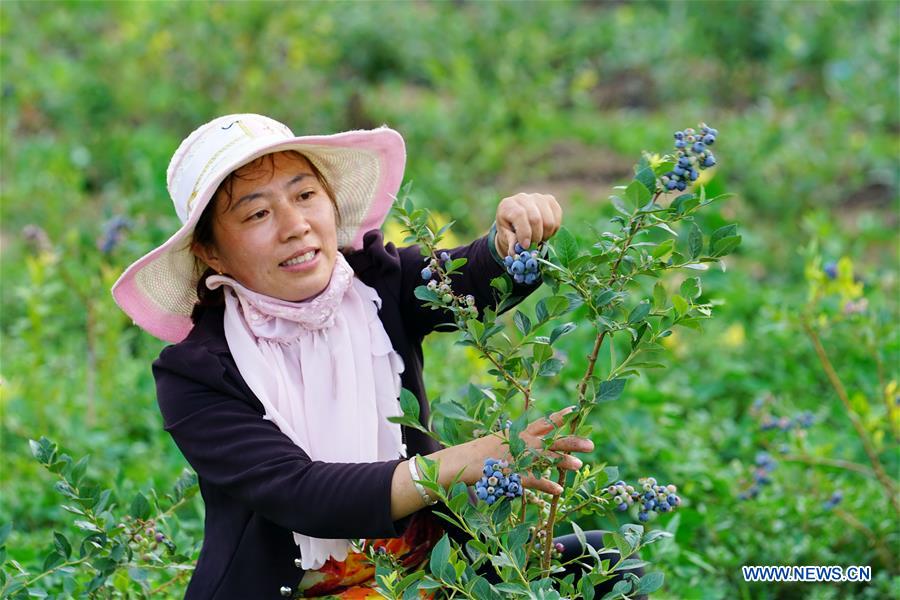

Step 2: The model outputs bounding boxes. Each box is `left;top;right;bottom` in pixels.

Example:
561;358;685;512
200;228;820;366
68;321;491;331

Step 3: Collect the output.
153;229;537;599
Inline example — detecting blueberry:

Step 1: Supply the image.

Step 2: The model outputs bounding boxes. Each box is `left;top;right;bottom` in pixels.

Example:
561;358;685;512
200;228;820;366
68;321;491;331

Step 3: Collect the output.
692;142;705;153
667;493;678;505
525;258;537;271
524;273;536;285
644;491;654;500
708;127;718;136
689;169;699;181
511;261;525;274
823;261;837;280
674;131;684;140
657;501;670;513
645;499;657;511
617;503;628;511
673;166;685;177
678;157;691;168
676;180;687;191
638;511;650;522
703;134;715;145
675;140;686;149
476;487;488;499
514;242;526;253
492;470;502;479
508;482;521;494
503;255;514;267
420;267;432;280
667;180;677;190
487;476;498;486
513;273;524;284
486;495;496;505
440;252;450;262
703;155;716;168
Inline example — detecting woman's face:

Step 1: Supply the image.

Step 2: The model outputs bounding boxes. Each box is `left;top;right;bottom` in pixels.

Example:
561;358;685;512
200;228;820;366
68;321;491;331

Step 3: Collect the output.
194;151;338;302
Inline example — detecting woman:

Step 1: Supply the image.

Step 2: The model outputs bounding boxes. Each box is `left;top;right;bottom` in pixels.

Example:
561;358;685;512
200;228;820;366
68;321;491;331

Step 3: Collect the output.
113;114;631;599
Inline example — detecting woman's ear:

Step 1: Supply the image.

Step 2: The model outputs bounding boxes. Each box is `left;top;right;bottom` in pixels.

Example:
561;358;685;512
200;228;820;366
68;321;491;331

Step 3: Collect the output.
191;241;224;275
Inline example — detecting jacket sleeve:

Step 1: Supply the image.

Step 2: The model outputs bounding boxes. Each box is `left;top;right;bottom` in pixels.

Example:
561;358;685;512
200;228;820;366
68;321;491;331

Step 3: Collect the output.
395;223;542;339
153;341;411;540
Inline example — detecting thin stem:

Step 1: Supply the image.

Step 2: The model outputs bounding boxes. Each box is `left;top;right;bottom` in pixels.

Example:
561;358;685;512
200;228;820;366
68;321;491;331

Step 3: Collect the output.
149;569;193;596
21;556;91;588
779;454;876;478
542;330;608;573
833;507;894;569
801;317;900;514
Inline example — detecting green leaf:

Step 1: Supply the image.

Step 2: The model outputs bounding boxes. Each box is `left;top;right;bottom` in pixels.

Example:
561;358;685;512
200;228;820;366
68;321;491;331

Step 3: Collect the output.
532;342;553;363
42;551;64;572
549;322;576;344
652;282;667;309
688;223;703;259
711;235;741;257
53;532;72;559
428;534;451;580
672;295;689;317
636;571;665;594
538;359;564;376
413;286;439;303
651;239;675;260
709;224;737;251
544;295;570;318
399;388;420;422
552;227;579;267
129;493;151;520
634;166;657;196
513;311;532;335
445;257;467;272
625;180;651;209
596;379;627;403
627;302;651;324
680;277;701;299
593;289;617;308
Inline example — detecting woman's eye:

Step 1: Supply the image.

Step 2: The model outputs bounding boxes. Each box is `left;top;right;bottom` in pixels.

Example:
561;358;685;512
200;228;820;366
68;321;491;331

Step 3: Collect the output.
298;190;316;201
248;210;268;221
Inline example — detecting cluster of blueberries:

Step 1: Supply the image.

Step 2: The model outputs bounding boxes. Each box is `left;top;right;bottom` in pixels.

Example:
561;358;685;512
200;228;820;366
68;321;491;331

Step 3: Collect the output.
661;124;718;192
420;251;455;281
738;452;778;500
822;491;843;510
474;458;523;505
760;410;816;432
420;253;479;319
98;215;132;255
503;243;542;285
603;477;682;523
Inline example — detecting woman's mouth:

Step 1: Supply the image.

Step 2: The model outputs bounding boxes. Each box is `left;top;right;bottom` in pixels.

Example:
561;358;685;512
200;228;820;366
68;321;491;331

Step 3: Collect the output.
280;249;319;271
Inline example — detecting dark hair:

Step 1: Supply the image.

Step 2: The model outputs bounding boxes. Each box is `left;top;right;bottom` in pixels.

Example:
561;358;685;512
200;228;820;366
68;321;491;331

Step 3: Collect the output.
190;151;339;323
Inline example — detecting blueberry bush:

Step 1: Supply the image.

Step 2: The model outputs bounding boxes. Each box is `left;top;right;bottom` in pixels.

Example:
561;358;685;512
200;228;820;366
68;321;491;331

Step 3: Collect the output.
376;123;735;597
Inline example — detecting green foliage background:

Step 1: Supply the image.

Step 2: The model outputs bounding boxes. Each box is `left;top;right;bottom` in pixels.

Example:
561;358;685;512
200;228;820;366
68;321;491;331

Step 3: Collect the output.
1;1;897;598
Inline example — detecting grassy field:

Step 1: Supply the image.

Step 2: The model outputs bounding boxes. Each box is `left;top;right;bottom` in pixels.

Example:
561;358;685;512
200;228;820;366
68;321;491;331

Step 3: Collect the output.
1;1;897;598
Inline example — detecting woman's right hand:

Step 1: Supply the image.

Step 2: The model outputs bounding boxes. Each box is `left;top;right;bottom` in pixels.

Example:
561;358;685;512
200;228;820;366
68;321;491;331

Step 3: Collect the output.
435;405;595;496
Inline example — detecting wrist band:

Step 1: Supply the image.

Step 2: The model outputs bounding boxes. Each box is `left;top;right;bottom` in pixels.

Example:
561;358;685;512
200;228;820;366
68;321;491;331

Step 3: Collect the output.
407;455;439;506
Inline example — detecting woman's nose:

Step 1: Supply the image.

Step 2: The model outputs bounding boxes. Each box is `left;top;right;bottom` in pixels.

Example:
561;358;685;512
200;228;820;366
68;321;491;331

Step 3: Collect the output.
278;202;311;240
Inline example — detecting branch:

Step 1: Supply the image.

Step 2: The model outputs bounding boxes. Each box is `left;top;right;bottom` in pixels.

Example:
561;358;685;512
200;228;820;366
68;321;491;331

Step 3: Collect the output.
801;317;900;514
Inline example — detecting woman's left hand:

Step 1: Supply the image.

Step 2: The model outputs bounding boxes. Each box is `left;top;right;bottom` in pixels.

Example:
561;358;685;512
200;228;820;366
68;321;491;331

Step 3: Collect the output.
494;193;563;256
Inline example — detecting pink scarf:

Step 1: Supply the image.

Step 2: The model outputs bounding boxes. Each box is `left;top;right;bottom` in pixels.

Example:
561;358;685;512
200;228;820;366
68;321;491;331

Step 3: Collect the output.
206;252;406;569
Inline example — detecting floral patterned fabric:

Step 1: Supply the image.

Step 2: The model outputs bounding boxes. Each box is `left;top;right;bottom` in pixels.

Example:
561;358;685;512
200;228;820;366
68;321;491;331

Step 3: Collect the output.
295;511;445;598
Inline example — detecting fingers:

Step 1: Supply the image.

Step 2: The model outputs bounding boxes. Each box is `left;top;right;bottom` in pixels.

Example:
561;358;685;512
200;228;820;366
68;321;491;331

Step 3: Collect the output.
520;472;564;496
525;405;576;436
548;434;595;454
496;193;561;252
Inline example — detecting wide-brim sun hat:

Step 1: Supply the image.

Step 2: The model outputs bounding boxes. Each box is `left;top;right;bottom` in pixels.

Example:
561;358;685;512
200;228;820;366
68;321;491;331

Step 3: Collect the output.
112;113;406;344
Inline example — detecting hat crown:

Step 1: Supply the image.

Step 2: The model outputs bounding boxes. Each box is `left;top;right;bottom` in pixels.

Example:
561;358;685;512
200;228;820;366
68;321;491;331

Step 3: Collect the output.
166;114;295;223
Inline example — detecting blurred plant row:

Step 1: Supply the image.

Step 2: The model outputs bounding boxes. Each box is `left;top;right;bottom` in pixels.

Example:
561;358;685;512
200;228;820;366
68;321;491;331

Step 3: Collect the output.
1;1;897;598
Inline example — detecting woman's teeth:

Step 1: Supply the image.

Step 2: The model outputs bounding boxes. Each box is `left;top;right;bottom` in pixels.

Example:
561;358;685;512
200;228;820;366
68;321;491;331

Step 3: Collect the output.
282;250;316;266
